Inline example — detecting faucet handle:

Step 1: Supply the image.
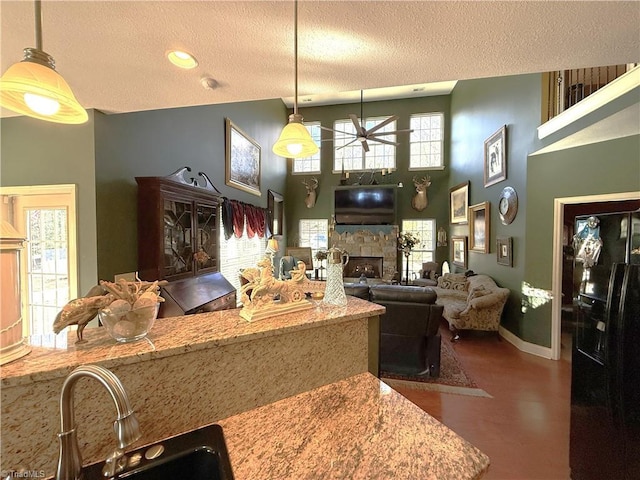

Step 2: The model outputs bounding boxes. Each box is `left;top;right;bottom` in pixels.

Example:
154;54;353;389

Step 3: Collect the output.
102;448;127;477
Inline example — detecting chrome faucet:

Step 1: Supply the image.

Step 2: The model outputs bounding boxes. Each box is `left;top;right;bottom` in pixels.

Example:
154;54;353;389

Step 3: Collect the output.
55;364;141;480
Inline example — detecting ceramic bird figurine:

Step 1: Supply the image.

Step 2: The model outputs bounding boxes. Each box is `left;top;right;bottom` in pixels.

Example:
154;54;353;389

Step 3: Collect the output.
53;291;115;344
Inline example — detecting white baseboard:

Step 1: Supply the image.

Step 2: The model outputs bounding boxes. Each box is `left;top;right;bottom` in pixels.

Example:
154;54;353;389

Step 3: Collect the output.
499;326;553;359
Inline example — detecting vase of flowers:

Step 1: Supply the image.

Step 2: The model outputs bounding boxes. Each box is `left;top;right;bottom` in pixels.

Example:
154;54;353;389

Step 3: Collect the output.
397;232;420;285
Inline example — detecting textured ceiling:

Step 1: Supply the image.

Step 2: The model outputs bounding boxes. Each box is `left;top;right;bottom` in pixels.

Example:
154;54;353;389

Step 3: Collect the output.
1;1;639;117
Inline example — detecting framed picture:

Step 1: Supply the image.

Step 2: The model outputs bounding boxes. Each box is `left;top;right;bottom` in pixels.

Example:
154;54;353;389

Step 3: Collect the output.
267;190;284;237
451;236;468;268
497;236;513;266
469;201;491;253
285;247;313;271
449;182;469;224
484;125;507;187
225;118;261;196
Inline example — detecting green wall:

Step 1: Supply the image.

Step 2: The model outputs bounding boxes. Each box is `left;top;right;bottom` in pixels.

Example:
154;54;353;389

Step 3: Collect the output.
448;74;542;340
1;100;288;290
286;95;452;270
523;134;640;345
94;99;288;281
0;112;99;296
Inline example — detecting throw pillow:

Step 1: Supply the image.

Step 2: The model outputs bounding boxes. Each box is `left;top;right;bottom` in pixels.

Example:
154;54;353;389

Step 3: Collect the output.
450;279;469;291
438;273;469;291
422;270;437;280
441;273;467;282
467;285;489;302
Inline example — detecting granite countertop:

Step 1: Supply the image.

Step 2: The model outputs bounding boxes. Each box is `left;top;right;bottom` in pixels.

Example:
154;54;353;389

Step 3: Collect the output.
218;372;490;480
1;296;384;387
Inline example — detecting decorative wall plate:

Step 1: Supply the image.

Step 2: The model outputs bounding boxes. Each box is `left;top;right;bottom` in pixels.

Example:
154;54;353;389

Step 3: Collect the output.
498;186;518;225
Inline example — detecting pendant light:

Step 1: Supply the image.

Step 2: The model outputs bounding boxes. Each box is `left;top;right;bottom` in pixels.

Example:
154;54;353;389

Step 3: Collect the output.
272;0;318;158
0;0;87;124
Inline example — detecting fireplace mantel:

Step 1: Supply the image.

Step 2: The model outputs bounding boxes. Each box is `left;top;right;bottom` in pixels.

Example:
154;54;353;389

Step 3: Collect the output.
334;225;397;235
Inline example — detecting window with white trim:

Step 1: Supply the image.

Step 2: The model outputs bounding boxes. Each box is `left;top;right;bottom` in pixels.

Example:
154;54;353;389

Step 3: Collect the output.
292;122;322;174
409;112;444;169
401;219;436;281
219;210;266;304
298;219;329;268
332;117;396;172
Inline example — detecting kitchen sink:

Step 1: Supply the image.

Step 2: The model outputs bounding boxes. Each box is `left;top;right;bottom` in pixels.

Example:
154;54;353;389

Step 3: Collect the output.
81;424;234;480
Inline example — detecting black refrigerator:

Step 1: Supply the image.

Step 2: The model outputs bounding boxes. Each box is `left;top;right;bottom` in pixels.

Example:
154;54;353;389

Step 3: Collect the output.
570;211;640;480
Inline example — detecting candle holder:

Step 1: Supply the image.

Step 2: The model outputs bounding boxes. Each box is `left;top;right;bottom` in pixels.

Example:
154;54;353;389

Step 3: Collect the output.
402;250;411;285
314;250;328;281
340;168;396;186
368;168;395;185
339;165;348;185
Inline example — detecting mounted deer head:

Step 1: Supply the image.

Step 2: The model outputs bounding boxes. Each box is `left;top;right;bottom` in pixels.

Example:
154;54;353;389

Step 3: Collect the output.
411;175;431;211
302;177;319;209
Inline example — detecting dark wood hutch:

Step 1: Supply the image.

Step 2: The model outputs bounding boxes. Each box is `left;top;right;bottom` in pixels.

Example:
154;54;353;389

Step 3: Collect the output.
136;167;236;315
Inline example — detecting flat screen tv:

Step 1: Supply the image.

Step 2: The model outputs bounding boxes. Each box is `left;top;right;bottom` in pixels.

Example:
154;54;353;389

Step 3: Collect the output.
334;186;396;225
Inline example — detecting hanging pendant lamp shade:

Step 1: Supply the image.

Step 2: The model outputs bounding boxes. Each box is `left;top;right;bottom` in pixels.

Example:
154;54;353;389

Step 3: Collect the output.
272;0;318;159
0;1;87;124
273;113;318;157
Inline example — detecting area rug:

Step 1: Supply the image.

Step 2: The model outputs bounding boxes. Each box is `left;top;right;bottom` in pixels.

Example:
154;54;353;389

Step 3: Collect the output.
380;340;492;398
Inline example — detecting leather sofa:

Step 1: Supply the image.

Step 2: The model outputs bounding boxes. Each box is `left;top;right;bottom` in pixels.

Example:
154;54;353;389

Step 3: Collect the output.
344;283;443;377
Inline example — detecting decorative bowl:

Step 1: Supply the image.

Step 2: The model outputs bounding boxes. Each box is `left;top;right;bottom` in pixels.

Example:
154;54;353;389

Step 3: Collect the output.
99;303;159;343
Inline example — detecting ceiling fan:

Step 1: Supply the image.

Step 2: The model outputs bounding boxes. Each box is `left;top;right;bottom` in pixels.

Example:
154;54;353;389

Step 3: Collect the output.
321;90;413;152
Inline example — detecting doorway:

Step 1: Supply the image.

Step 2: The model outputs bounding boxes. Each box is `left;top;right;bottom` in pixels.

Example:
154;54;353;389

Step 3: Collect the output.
552;191;640;360
0;185;78;340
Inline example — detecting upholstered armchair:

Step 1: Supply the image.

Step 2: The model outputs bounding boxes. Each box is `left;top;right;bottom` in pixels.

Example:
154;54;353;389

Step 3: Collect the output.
279;255;299;280
413;261;440;287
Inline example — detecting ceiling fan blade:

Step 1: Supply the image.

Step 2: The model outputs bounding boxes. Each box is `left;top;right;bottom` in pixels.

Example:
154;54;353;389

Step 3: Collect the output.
366;115;399;134
336;138;359;150
368;137;399;146
361;140;370;152
369;128;414;137
349;114;365;136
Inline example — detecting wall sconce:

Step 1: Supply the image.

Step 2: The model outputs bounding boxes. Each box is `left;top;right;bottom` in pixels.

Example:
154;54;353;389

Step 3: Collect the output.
437;227;447;247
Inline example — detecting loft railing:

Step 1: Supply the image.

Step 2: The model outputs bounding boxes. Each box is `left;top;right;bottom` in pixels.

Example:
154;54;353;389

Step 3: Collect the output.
542;64;637;122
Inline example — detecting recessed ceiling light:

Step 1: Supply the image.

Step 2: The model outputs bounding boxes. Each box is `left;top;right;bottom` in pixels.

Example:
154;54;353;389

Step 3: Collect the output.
166;50;198;69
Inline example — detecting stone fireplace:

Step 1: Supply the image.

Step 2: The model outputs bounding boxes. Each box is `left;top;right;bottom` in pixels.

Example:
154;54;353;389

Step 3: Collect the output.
329;225;399;281
345;256;383;279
